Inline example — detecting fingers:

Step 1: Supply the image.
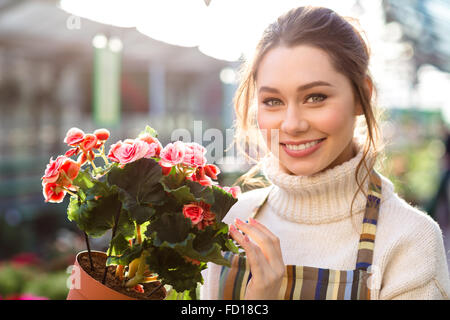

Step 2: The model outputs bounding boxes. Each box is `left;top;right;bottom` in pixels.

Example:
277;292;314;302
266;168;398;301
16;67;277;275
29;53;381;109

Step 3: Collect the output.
228;224;268;276
229;221;286;298
234;218;282;264
249;217;279;243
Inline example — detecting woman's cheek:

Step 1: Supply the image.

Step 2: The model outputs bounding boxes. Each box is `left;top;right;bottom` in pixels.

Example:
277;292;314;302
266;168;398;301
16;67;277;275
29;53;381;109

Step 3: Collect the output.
316;108;350;134
257;109;281;148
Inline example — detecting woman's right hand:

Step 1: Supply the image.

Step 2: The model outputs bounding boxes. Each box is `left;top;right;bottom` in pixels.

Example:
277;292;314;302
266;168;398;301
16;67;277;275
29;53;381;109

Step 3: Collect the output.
229;217;285;300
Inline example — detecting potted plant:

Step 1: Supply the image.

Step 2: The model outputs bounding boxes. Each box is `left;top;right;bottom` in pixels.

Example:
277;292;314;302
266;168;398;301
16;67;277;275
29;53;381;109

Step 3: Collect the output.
41;125;241;300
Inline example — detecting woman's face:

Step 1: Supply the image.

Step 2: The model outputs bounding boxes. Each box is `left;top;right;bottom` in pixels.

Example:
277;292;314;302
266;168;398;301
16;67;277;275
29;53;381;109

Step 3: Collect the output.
256;44;364;176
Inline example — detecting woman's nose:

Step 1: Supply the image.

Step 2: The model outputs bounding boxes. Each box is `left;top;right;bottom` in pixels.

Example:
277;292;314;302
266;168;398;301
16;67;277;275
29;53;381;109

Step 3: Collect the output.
280;107;309;135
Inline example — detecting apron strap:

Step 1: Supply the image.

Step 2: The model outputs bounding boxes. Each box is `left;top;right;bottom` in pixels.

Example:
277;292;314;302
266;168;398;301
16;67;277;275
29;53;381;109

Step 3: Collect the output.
355;168;382;270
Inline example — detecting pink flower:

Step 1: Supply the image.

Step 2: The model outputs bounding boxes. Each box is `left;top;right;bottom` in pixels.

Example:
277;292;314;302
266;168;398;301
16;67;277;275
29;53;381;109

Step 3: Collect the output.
80;134;98;152
204;164;220;180
10;253;40;266
42;182;66;203
182;203;204;225
159;141;186;167
183;201;215;230
107;139;150;165
182;142;207;167
186;166;214;187
42;156;80;186
160;164;172;176
197;208;216;230
64;148;80;158
77;152;88;166
94;128;110;141
6;294;49;300
64;127;85;146
222;186;241;199
41;156;80;203
139;134;163;158
42;156;66;184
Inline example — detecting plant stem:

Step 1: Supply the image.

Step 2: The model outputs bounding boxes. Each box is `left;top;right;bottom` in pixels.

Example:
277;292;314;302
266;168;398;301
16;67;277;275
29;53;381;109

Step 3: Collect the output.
99;145;110;166
84;232;94;272
136;224;142;244
115;264;125;281
176;165;186;185
102;204;122;285
63;187;77;198
89;159;97;170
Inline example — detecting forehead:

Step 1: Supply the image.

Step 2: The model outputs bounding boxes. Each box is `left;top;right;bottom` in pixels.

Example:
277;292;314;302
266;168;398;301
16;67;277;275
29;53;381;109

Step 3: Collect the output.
256;45;341;87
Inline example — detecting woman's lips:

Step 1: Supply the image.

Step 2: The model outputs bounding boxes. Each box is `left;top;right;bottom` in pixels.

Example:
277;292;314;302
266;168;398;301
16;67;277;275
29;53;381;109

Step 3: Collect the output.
281;138;326;158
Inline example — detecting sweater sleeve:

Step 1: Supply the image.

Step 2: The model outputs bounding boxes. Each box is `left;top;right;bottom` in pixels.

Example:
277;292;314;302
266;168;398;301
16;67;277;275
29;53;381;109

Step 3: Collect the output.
389;278;449;300
377;204;450;300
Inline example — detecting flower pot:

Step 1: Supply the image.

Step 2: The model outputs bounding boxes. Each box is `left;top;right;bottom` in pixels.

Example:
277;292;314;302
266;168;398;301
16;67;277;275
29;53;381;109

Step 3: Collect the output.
66;250;166;300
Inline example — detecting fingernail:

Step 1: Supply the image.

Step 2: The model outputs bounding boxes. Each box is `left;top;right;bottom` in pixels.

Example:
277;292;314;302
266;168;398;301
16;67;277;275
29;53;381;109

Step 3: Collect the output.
229;224;236;232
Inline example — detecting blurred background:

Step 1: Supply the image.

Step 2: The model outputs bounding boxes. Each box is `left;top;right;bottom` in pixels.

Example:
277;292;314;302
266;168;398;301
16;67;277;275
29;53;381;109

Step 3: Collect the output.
0;0;449;300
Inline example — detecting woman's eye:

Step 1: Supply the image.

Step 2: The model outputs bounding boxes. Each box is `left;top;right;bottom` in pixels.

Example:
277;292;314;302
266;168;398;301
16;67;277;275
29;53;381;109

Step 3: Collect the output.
262;98;283;107
305;93;327;103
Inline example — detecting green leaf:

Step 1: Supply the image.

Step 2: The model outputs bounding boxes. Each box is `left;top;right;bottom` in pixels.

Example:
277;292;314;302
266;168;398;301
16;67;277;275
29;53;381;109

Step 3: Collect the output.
147;211;192;244
210;185;238;222
139;125;158;138
109;233;130;257
224;238;240;254
162;184;196;204
72;169;94;190
67;193;122;238
107;244;143;266
117;189;156;224
145;247;204;293
214;222;229;237
153;232;230;267
107;158;166;207
160;169;182;190
160;178;215;206
185;180;214;204
116;210;136;240
131;205;156;225
107;158;166;226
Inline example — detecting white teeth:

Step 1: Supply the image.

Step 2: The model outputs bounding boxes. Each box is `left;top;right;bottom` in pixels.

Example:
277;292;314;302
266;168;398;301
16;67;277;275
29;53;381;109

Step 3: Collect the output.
285;139;322;151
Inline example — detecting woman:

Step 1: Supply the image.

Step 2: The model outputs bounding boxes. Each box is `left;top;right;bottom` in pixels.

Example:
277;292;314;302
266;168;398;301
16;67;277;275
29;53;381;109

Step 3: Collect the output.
200;6;450;300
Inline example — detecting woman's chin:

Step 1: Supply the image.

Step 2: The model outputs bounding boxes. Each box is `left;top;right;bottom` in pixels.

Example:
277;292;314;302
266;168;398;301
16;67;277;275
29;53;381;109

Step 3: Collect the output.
278;159;321;176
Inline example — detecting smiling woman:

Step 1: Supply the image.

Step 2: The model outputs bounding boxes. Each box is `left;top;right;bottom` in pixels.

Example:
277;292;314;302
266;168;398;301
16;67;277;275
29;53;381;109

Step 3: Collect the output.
256;45;365;177
201;5;450;300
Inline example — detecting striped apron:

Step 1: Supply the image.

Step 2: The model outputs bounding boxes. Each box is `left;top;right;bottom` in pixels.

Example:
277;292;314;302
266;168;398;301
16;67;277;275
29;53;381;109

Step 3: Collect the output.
218;168;382;300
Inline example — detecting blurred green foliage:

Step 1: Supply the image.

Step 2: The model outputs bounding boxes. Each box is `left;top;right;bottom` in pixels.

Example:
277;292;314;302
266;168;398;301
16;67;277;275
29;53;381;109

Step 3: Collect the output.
383;138;445;211
0;263;69;300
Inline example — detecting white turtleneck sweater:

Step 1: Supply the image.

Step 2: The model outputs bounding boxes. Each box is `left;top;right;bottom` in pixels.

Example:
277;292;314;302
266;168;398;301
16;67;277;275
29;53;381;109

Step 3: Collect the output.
200;137;450;300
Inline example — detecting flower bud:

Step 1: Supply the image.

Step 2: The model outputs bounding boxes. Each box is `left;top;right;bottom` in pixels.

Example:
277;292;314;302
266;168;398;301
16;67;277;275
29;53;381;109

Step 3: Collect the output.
94;128;110;141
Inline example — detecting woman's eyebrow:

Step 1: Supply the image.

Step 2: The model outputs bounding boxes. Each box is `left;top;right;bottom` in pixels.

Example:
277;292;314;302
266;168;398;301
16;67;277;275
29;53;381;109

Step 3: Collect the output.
258;80;334;94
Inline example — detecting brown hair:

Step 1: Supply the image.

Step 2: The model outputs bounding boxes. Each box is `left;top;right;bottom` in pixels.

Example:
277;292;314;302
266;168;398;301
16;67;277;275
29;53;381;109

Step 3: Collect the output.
229;5;387;233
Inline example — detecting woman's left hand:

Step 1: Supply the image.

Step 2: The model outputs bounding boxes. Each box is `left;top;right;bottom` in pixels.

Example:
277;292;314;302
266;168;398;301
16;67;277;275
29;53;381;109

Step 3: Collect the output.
229;217;286;300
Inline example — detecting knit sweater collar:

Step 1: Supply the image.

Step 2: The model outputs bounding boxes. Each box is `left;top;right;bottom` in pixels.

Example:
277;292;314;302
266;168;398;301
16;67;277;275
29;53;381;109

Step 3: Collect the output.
261;136;385;224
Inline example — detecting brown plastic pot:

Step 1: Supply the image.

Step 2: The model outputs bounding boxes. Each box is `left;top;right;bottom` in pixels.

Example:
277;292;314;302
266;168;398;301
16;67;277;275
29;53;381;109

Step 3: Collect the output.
66;250;136;300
